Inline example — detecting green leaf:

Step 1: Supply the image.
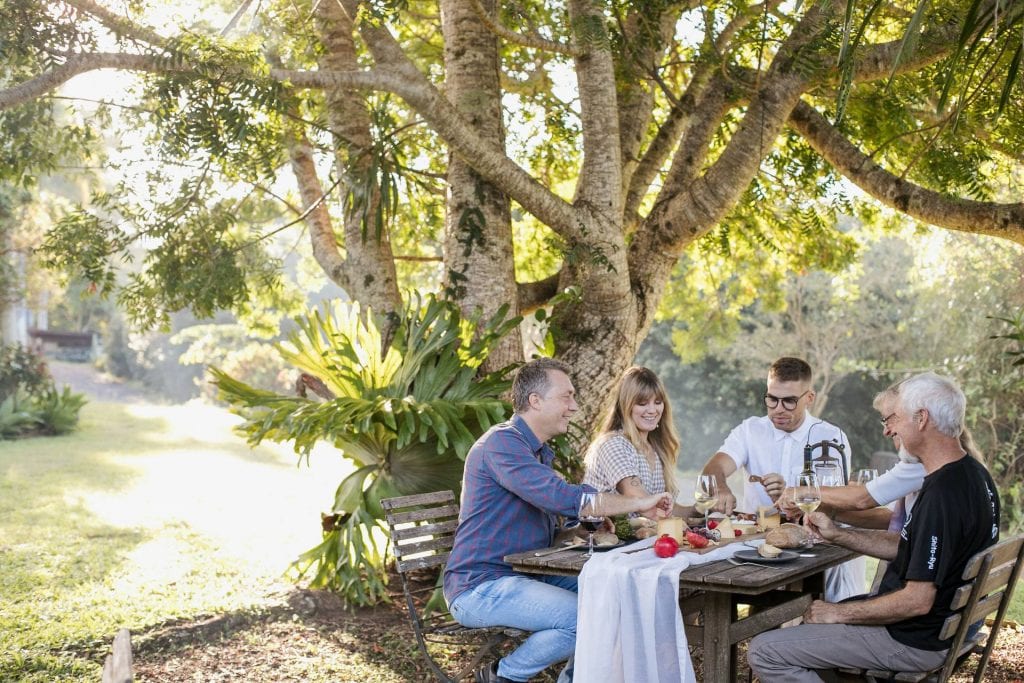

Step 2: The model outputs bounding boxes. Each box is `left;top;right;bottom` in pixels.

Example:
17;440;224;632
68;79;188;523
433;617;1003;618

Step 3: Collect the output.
332;465;377;513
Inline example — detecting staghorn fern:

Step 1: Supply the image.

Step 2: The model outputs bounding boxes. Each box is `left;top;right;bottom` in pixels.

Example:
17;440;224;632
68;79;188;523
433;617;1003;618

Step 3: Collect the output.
212;294;520;605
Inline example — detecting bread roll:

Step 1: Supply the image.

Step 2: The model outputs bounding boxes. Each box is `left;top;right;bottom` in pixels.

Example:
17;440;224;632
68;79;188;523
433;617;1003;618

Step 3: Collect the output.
764;523;809;549
594;531;619;546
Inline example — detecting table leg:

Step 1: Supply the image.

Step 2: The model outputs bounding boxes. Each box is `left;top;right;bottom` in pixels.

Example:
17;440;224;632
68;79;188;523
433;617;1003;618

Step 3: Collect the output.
703;591;734;682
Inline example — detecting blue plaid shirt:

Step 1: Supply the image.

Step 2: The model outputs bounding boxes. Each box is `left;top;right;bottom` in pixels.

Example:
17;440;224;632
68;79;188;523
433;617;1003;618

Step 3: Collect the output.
443;414;594;604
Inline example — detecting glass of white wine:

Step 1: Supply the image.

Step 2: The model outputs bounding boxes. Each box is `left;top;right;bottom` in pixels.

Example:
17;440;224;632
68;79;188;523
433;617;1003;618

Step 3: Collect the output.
795;472;822;517
694;475;719;530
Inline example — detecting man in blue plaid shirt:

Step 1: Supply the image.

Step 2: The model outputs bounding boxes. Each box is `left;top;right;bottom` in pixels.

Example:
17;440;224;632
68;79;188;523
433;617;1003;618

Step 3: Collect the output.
444;358;673;683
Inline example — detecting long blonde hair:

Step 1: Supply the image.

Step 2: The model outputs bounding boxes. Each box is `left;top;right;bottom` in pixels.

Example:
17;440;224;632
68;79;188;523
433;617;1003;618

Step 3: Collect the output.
595;366;681;495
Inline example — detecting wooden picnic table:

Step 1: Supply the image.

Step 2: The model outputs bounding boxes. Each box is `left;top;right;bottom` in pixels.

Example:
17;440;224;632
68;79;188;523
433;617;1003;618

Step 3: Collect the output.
505;541;858;682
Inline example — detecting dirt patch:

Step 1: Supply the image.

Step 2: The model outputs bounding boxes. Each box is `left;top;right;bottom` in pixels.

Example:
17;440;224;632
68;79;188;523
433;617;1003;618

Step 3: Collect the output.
104;581;1024;682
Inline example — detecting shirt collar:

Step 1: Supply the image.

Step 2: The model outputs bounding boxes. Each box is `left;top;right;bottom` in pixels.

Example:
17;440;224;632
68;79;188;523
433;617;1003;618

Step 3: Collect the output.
511;413;545;455
770;413;818;443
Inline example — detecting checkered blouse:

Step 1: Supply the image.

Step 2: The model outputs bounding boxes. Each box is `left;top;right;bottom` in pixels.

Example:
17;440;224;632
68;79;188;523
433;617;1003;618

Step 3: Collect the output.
583;432;666;495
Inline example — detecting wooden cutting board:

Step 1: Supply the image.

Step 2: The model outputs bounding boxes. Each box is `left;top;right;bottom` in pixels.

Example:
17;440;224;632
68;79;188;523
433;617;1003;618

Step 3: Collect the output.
679;530;765;554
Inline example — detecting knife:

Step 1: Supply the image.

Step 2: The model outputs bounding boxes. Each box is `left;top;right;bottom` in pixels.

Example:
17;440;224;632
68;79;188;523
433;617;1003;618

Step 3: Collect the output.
533;545;573;557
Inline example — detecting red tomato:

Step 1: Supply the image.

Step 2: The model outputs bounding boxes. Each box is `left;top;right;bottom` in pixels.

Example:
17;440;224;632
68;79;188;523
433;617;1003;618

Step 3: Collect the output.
734;529;743;537
685;530;709;549
707;520;718;530
653;534;680;558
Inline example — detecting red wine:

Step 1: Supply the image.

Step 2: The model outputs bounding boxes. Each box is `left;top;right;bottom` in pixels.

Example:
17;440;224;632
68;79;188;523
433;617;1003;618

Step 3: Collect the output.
580;517;603;532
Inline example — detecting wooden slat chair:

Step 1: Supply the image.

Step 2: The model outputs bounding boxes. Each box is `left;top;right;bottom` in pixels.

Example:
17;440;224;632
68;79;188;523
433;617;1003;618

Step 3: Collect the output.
381;490;524;683
840;533;1024;683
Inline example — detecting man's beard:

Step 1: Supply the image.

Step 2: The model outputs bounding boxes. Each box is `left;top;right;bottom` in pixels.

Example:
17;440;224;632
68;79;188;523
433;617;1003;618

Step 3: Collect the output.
898;445;920;464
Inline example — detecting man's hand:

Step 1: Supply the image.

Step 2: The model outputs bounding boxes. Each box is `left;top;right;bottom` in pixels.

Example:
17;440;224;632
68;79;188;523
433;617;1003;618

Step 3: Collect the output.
804;599;843;624
804;510;839;542
760;472;786;501
640;492;674;519
715;489;737;516
777;486;802;521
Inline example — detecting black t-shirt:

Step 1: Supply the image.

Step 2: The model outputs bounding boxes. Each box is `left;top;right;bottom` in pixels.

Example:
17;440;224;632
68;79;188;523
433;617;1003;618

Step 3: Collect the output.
878;456;1000;650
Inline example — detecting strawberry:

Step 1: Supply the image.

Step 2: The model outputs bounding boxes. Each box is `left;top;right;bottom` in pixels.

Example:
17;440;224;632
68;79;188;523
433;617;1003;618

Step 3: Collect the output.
707;520;718;530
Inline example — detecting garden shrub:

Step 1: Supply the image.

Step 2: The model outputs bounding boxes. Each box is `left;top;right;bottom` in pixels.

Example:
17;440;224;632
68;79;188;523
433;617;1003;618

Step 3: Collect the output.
0;344;87;439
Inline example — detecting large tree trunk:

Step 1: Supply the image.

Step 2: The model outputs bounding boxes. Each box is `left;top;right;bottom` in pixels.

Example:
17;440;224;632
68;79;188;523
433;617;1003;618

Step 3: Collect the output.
440;0;521;370
315;1;402;315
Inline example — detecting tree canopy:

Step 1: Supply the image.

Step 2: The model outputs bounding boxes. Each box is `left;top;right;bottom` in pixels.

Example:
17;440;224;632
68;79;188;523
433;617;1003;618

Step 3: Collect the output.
2;0;1023;428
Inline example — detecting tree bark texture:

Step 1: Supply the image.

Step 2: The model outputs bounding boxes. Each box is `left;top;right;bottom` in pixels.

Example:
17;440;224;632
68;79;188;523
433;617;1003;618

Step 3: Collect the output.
440;0;522;370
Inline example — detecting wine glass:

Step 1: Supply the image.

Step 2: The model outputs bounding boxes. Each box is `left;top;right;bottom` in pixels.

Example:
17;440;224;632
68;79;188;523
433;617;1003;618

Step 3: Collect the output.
813;462;843;488
852;468;878;486
579;492;604;556
694;475;719;530
795;473;822;531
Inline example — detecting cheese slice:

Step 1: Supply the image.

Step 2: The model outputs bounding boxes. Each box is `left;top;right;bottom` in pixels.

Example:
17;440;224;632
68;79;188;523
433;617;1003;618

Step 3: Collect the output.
716;517;734;538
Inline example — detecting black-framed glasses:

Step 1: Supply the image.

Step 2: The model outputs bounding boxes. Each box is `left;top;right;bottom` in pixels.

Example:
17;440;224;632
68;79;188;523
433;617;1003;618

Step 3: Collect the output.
879;412;898;427
763;390;809;411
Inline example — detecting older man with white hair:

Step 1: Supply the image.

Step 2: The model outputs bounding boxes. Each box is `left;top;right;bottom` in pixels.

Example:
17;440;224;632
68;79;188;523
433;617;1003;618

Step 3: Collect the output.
747;372;1001;682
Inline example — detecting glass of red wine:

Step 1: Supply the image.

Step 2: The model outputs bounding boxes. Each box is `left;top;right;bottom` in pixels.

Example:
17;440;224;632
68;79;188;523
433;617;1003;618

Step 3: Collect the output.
579;492;604;556
580;515;604;556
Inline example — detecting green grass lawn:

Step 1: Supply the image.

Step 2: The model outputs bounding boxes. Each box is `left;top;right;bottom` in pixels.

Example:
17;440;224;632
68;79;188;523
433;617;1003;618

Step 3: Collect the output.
0;400;350;682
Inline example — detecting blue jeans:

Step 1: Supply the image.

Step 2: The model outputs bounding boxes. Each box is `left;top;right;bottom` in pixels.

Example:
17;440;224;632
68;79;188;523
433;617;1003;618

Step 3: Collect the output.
449;574;578;682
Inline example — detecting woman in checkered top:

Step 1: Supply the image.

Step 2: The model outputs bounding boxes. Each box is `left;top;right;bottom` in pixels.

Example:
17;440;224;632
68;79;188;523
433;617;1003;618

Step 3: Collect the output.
583;366;691;519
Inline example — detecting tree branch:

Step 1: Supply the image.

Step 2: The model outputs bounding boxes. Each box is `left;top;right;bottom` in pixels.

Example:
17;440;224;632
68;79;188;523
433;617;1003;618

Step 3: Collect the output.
345;11;581;240
467;0;579;57
0;53;172;110
63;0;168;47
517;272;562;313
789;100;1024;245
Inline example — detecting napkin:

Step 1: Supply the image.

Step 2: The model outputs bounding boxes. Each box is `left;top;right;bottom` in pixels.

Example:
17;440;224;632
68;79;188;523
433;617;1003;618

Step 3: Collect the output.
573;538;745;683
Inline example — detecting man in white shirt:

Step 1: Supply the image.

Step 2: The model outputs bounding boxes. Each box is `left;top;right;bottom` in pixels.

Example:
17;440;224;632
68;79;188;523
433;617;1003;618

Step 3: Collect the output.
700;356;865;601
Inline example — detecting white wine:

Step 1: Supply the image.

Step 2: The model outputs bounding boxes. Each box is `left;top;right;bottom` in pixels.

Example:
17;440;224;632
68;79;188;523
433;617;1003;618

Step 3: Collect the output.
694;493;717;514
797;499;820;515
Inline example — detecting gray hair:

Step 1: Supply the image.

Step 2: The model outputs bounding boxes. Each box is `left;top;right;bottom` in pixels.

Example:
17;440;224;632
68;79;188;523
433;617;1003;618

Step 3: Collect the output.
511;358;572;413
872;381;902;411
896;372;965;438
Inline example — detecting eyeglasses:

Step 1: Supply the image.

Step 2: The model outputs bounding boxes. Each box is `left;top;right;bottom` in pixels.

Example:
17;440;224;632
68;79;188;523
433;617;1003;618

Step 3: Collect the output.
763;390;809;411
879;412;897;427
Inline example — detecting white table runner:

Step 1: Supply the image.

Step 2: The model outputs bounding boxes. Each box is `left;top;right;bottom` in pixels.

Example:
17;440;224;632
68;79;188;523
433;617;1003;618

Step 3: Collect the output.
573;538;746;683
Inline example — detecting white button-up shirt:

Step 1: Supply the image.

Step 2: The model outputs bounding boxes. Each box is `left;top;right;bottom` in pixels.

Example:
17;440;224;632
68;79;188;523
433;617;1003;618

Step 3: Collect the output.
719;413;851;513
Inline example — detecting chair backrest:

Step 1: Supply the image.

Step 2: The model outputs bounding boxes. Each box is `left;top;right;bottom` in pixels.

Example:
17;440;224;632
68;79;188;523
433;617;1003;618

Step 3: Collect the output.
935;533;1024;682
381;490;460;575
